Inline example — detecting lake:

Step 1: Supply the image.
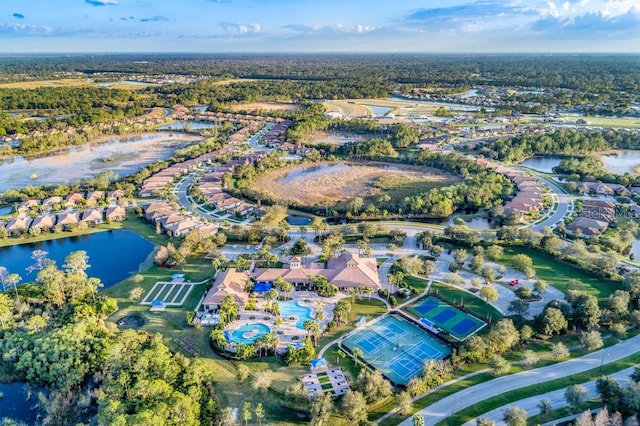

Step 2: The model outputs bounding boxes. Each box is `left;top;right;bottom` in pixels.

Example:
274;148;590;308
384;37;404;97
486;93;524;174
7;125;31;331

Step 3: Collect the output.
520;156;564;173
157;120;216;131
0;132;198;193
601;150;640;175
0;230;154;288
0;383;42;424
363;105;394;116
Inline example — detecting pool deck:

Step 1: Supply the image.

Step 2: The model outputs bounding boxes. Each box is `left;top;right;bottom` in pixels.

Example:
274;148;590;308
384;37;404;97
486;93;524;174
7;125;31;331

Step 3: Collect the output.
225;291;342;349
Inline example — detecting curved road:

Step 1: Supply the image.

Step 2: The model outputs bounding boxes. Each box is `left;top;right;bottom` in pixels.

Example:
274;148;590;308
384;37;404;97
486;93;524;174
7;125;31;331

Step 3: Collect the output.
398;335;640;425
527;173;575;232
463;366;634;425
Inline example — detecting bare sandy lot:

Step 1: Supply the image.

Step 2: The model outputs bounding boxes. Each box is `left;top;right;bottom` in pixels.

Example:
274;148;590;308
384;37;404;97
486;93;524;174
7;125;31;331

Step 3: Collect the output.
231;102;303;112
251;162;459;206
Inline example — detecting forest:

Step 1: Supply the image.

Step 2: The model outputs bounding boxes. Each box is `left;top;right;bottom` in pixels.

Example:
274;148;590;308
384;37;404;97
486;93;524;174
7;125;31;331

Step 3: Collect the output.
0;252;218;425
479;129;640;163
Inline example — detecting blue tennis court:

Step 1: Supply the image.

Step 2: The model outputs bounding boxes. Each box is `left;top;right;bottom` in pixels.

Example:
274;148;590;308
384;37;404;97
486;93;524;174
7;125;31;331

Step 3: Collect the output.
342;315;452;385
413;298;438;314
451;318;478;335
388;341;448;380
407;296;487;341
433;308;456;324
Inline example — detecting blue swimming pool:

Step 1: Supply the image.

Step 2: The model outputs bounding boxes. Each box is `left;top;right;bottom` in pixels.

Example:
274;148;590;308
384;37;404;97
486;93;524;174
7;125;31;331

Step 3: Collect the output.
280;300;315;329
230;323;271;344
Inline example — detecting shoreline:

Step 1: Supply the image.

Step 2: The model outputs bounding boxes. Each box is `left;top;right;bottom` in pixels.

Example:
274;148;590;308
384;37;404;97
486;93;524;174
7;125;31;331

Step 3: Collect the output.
1;130;202;162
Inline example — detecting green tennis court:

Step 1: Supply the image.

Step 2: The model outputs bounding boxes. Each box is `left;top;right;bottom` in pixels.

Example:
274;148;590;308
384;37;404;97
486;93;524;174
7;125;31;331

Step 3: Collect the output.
341;315;451;385
407;295;486;340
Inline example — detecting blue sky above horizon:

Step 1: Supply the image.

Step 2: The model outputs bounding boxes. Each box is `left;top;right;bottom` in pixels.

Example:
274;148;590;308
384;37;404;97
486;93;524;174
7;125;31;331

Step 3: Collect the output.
1;0;640;53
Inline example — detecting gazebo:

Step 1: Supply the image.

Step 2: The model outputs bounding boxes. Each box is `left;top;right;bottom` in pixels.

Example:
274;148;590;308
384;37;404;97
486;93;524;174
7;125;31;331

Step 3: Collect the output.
150;299;166;311
310;358;329;374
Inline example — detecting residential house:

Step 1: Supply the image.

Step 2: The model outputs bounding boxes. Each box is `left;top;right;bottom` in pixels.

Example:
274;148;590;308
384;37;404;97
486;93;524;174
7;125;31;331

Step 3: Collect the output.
31;215;57;231
65;193;85;208
5;217;33;235
86;191;104;206
81;209;104;226
17;199;40;213
566;217;609;238
165;218;201;237
42;196;63;211
106;206;126;221
56;212;79;229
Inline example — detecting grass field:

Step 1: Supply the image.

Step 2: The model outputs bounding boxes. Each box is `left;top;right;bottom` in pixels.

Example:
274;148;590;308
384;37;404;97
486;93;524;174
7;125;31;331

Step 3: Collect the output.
374;174;460;202
0;78;152;90
501;247;621;301
251;161;458;207
322;100;371;117
0;78;93;89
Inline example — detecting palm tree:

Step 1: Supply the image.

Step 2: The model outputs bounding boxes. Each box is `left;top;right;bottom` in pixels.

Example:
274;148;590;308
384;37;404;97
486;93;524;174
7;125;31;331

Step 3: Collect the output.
336;349;346;367
352;347;364;367
281;281;294;301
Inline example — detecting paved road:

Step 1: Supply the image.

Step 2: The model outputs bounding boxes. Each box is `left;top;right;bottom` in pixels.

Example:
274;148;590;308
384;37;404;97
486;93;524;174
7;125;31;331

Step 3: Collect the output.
463;366;634;425
529;174;575;232
398;336;640;425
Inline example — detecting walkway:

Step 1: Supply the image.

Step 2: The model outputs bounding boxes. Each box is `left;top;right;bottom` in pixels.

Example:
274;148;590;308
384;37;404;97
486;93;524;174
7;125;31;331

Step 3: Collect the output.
397;335;640;425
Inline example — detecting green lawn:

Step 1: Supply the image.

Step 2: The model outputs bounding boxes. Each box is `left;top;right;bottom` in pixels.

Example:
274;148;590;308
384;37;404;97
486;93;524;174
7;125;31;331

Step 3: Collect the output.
316;297;388;349
501;247;621;301
429;281;503;323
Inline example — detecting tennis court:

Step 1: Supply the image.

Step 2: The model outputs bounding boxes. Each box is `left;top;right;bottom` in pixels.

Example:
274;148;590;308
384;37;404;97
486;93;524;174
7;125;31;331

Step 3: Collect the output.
407;295;486;341
342;315;451;385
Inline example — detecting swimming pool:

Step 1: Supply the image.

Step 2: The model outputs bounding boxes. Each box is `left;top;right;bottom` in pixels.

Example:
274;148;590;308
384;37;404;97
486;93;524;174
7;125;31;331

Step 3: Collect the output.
280;300;315;329
230;323;271;344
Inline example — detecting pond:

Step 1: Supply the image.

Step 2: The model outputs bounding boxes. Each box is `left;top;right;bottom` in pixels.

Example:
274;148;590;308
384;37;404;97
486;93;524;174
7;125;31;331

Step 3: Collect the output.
0;206;13;216
520;156;565;173
628;239;640;261
363;104;393;116
286;215;312;226
600;150;640;175
156;120;216;131
0;132;198;193
0;383;42;424
0;230;154;288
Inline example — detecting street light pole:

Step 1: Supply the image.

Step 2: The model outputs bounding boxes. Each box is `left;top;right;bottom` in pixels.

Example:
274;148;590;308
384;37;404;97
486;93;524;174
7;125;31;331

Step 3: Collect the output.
600;351;608;373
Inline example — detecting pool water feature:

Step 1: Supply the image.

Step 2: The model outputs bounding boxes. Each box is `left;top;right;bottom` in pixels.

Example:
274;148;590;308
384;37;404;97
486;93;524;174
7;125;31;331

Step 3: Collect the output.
230;323;271;344
286;215;312;226
280;300;315;329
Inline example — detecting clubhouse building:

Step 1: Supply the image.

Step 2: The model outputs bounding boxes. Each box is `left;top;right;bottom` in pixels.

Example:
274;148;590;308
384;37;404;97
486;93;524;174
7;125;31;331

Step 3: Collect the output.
203;253;381;311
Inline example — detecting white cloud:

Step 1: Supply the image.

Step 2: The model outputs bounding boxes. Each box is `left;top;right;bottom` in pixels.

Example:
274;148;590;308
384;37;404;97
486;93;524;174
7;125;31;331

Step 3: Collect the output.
218;21;261;36
282;23;375;35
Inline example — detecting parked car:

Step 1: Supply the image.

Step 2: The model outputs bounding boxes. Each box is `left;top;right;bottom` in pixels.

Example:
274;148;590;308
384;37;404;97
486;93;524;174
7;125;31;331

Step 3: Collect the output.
509;279;519;286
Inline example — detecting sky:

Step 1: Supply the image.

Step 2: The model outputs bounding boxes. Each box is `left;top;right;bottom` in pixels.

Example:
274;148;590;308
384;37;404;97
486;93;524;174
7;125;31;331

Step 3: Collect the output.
1;0;640;53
